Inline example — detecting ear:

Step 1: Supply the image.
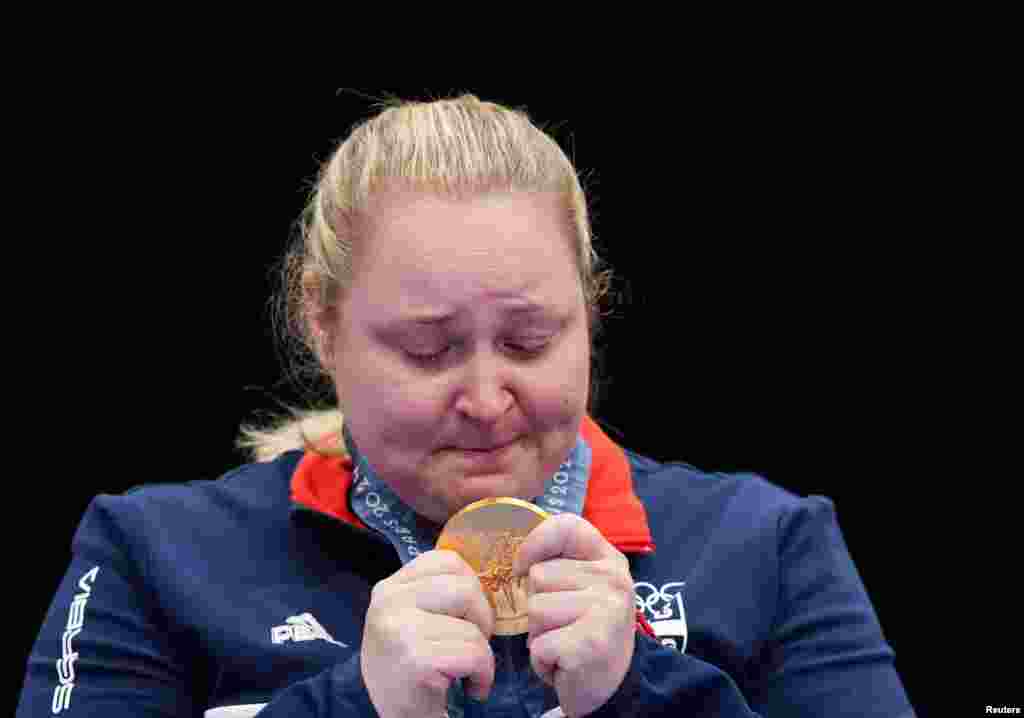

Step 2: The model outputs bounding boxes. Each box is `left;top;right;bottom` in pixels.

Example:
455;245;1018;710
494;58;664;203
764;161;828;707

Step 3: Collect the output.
305;312;337;369
302;302;336;371
301;270;337;365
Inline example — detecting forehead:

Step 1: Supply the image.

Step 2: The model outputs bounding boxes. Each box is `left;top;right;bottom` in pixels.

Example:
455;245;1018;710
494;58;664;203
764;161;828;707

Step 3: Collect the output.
353;189;579;315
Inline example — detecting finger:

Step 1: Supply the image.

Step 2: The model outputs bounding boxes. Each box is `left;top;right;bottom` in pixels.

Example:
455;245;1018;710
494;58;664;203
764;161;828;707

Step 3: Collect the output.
527;622;570;686
414;574;495;638
513;513;612;577
528;619;601;681
526;558;608;594
393;549;478;584
428;638;495;702
527;589;588;646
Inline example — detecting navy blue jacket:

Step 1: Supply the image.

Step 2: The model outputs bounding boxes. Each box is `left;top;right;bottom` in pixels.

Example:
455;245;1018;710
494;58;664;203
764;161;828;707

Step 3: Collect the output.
18;418;914;717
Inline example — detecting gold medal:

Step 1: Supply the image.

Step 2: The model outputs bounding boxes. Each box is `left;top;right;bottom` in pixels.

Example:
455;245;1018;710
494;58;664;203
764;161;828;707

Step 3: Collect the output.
435;497;550;636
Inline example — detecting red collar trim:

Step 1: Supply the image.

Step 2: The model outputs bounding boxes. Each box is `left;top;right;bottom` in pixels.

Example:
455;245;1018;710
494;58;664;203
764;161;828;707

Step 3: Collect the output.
290;415;655;554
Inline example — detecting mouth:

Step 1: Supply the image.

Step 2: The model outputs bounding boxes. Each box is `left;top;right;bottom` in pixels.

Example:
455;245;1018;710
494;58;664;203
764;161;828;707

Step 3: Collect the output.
447;436;520;452
446;438;519;464
457;442;511;452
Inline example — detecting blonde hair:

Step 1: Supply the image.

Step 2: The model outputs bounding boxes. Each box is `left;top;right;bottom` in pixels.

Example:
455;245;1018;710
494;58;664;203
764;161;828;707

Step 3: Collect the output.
236;91;617;463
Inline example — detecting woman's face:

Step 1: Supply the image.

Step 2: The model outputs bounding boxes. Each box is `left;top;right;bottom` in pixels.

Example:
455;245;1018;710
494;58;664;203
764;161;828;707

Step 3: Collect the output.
321;188;590;526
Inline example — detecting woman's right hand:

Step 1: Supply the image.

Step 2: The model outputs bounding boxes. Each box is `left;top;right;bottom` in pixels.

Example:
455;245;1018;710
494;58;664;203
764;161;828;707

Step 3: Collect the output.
360;549;496;718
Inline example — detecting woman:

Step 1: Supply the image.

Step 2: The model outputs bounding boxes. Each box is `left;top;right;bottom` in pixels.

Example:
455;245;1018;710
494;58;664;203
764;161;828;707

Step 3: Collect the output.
18;93;914;717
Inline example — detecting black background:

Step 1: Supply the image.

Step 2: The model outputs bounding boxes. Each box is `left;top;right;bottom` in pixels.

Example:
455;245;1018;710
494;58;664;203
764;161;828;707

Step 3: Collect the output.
14;73;998;715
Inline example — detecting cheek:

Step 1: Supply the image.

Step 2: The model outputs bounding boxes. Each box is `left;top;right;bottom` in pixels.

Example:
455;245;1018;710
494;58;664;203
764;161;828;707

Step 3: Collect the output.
531;373;586;420
536;342;591;413
366;390;441;449
337;353;439;442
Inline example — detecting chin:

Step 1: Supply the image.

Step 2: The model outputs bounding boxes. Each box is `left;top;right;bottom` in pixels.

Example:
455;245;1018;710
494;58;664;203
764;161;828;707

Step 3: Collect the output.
454;474;545;508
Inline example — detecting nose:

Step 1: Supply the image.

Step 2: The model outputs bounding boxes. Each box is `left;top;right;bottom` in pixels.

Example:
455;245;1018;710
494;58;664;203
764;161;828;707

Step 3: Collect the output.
453;347;514;423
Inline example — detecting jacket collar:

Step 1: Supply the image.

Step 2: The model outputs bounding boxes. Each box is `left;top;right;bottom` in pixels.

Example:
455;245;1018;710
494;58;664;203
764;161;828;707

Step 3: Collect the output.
291;414;655;554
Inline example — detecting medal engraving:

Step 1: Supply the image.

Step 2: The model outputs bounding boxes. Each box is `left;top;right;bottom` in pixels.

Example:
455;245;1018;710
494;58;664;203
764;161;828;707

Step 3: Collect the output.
478;532;526;620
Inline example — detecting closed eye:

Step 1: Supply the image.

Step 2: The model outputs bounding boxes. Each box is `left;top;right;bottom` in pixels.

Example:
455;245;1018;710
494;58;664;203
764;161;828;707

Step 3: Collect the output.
405;340;550;365
405;347;449;363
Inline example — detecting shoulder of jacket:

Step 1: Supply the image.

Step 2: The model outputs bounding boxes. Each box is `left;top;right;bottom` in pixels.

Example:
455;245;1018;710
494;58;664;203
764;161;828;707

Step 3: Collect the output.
120;449;305;501
74;451;307;559
625;448;810;511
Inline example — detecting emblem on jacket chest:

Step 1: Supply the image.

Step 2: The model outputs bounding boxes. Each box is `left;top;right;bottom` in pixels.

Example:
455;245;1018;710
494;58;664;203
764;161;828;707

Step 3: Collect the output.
634;580;688;654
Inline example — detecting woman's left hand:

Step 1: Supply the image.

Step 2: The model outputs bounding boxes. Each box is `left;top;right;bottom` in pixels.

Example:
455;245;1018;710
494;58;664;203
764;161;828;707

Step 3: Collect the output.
512;513;636;717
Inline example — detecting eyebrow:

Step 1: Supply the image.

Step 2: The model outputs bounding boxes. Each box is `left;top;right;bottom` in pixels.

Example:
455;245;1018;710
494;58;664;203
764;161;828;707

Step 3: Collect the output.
391;304;554;327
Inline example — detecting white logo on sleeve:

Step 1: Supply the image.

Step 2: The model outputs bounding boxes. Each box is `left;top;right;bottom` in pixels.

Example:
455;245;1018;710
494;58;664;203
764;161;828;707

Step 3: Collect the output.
271;612;347;647
52;566;100;714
